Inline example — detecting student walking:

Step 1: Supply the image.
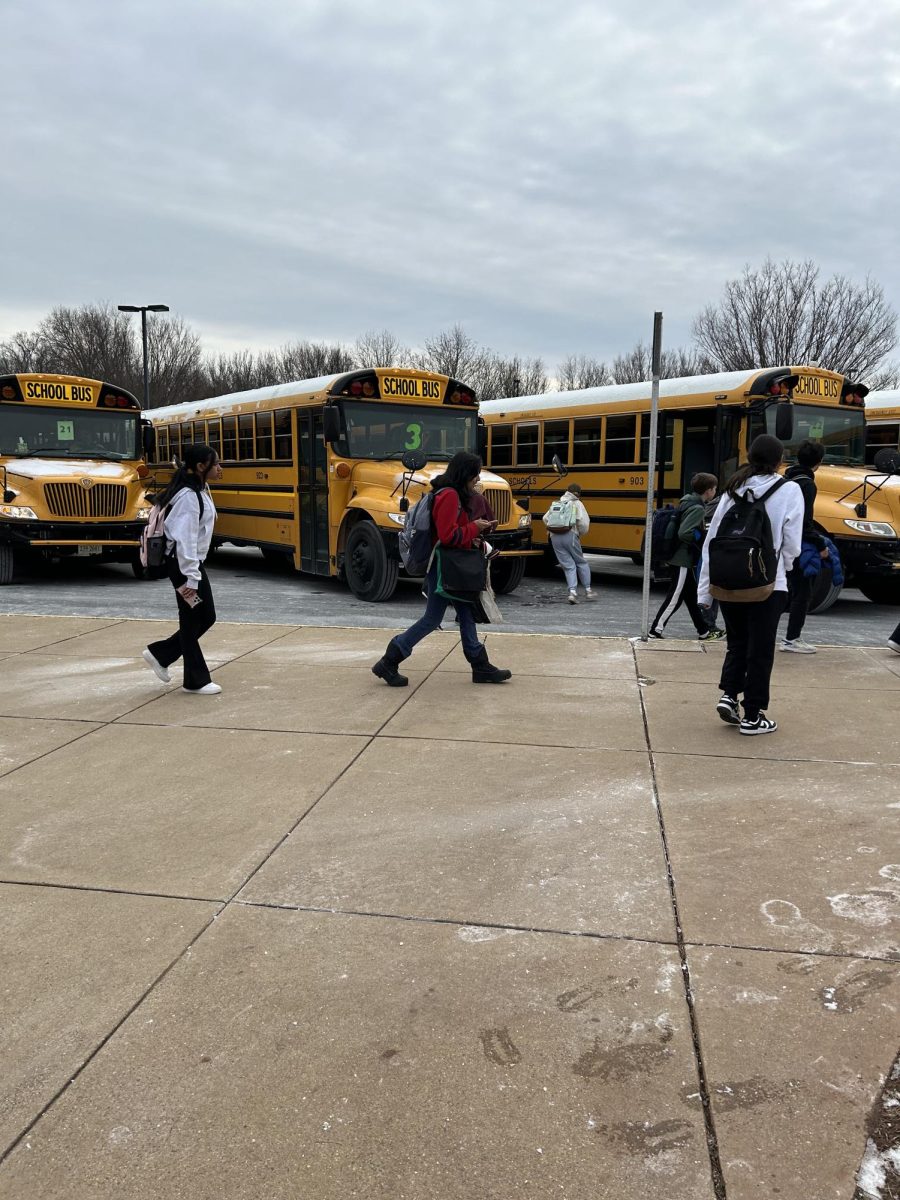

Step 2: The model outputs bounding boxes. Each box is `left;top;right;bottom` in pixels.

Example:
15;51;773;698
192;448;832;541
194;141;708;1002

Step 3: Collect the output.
650;472;724;640
698;435;804;735
543;482;594;604
142;444;223;695
780;440;828;654
371;452;511;686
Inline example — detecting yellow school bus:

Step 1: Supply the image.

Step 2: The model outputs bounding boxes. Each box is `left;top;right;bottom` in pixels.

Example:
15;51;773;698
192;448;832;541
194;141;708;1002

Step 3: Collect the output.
146;368;532;601
482;365;900;608
0;372;152;583
865;391;900;464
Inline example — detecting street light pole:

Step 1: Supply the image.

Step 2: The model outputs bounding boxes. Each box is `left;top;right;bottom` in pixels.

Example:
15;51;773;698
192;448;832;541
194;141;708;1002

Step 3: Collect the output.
117;303;169;409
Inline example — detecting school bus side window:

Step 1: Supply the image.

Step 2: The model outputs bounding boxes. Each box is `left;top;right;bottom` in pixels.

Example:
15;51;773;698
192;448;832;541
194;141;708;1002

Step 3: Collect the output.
156;427;169;462
222;416;238;460
604;415;637;464
207;419;221;458
572;418;600;464
274;409;292;460
490;424;512;467
543;419;569;466
639;414;673;466
515;423;538;466
256;412;273;460
238;413;254;459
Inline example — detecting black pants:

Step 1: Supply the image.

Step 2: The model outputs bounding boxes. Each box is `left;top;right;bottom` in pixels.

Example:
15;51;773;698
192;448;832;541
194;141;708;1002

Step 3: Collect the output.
719;592;787;719
147;562;216;690
785;565;811;641
652;566;707;635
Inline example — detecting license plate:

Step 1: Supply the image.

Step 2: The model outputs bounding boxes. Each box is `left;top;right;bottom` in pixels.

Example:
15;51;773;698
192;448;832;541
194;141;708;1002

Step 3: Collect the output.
77;545;103;556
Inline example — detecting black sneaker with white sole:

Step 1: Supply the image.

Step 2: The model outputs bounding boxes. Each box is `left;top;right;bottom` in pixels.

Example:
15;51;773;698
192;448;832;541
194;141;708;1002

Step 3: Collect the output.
716;695;740;725
739;713;777;735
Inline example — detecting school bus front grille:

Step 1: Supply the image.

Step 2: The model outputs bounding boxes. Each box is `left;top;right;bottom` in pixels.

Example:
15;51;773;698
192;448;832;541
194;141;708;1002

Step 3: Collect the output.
483;488;510;525
44;483;128;519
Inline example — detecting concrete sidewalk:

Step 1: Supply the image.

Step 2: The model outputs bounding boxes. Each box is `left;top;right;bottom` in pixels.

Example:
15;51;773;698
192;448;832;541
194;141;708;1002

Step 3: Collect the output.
0;615;897;1199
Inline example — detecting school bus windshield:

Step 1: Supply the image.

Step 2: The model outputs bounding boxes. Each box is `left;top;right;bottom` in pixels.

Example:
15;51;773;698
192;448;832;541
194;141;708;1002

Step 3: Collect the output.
766;403;865;466
340;401;478;461
0;406;140;460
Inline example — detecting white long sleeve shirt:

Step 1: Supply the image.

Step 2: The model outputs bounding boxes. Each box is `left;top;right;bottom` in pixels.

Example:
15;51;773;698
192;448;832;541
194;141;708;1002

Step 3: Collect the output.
697;474;804;606
163;485;217;586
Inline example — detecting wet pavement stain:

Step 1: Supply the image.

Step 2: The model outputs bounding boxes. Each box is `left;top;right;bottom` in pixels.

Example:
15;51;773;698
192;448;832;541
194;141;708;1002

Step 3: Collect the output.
825;968;897;1014
479;1027;522;1067
597;1117;695;1155
573;1030;674;1082
682;1076;801;1114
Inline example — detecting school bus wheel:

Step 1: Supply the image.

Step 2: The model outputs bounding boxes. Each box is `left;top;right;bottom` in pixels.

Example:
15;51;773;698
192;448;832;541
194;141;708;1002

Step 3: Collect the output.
0;544;13;585
857;577;900;605
345;519;399;602
490;555;525;594
130;552;147;581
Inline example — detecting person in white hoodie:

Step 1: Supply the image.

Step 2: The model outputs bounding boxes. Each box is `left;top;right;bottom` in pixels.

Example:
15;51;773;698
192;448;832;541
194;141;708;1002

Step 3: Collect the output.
697;435;804;736
142;443;223;695
542;482;595;604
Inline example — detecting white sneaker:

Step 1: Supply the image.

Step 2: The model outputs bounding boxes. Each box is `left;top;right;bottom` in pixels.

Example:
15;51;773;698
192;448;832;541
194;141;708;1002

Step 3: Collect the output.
568;592;578;604
142;648;171;683
780;639;816;654
183;682;222;695
888;639;900;654
584;589;596;600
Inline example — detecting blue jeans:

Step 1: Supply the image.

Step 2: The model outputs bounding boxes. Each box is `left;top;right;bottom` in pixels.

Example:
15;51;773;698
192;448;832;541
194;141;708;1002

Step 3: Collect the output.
393;563;482;662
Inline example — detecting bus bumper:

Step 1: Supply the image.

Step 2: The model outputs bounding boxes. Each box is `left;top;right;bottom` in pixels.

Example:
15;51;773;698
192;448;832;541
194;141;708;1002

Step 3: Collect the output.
833;535;900;583
0;520;144;560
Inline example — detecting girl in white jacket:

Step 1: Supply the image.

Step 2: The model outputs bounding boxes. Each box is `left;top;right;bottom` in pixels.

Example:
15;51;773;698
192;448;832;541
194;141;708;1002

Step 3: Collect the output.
142;444;223;695
543;483;595;604
698;434;804;735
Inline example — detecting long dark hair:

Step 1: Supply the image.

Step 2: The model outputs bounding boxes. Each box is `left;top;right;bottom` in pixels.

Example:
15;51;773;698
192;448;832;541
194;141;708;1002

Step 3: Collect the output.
155;443;217;507
432;451;482;513
725;434;784;499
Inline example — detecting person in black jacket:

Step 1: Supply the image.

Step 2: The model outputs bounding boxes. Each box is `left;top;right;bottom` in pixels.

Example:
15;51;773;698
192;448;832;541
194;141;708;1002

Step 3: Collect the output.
780;440;828;654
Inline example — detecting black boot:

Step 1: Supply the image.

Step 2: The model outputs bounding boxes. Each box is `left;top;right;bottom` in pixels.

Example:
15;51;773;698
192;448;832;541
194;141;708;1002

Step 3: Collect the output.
372;639;409;687
470;647;512;684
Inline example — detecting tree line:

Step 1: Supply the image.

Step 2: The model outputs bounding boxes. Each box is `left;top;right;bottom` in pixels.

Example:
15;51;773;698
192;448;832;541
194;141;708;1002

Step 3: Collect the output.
1;259;896;408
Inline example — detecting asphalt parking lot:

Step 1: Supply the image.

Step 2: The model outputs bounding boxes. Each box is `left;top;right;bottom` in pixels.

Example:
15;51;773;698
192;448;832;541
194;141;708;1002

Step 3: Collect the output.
0;546;896;646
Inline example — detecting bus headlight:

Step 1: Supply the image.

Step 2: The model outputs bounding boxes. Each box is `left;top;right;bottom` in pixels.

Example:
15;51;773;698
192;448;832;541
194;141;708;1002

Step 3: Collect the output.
844;519;896;537
387;513;406;526
137;507;152;521
518;513;532;528
0;505;37;519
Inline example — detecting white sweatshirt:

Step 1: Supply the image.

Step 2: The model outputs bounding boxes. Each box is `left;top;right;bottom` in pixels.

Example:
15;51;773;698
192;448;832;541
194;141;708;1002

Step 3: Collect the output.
164;486;217;585
697;474;804;606
544;490;590;537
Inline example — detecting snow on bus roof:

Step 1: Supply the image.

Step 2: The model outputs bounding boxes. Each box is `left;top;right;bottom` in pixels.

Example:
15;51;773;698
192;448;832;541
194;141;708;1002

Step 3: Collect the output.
147;374;343;421
479;368;765;416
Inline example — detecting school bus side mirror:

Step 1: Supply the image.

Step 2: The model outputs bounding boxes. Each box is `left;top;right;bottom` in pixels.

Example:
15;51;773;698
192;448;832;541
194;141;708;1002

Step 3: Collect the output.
774;401;794;442
552;454;568;477
323;406;341;444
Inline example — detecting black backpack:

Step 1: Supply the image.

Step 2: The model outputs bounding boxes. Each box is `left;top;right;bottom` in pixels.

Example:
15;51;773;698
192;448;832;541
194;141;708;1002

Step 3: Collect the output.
707;478;788;602
649;504;679;568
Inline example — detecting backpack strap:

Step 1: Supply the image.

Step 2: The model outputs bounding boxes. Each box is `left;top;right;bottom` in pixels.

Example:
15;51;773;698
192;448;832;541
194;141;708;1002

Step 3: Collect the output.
759;477;789;505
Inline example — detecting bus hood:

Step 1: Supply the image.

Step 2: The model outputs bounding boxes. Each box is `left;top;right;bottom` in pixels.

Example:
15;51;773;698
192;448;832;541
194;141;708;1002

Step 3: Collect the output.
4;458;140;483
815;464;900;534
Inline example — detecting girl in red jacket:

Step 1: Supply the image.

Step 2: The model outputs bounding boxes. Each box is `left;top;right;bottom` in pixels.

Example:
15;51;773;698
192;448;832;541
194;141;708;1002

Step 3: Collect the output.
372;452;511;685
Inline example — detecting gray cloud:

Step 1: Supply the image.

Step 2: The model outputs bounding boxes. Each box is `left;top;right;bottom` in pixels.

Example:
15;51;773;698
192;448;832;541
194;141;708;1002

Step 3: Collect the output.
3;0;899;370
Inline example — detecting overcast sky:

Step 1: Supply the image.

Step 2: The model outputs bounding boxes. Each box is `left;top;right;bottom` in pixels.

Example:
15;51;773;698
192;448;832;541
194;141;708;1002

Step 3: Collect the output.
3;0;899;372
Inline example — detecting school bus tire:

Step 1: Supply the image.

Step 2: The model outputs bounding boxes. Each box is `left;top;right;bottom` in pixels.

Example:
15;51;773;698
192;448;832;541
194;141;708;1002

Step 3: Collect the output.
131;553;147;580
856;578;900;606
0;544;13;585
345;520;399;602
807;569;842;614
490;555;526;594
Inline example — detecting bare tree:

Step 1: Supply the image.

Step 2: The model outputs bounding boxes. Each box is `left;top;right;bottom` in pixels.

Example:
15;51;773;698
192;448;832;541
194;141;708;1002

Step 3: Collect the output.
611;341;713;384
867;361;900;390
0;330;54;374
275;340;355;380
37;304;138;385
479;354;548;402
145;315;204;407
557;354;611;390
353;329;410;369
691;258;898;381
412;324;486;381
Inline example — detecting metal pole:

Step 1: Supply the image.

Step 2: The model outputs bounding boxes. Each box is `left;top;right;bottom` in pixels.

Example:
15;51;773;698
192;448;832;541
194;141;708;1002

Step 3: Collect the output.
141;308;150;410
639;312;664;640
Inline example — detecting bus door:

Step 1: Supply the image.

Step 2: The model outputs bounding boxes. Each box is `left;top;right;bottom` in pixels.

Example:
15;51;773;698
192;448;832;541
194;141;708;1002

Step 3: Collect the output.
679;412;718;490
714;408;742;488
298;409;330;575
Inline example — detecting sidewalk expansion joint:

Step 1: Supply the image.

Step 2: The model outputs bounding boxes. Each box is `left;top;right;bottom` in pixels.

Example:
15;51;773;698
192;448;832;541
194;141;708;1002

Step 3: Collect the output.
631;642;728;1200
0;877;223;905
